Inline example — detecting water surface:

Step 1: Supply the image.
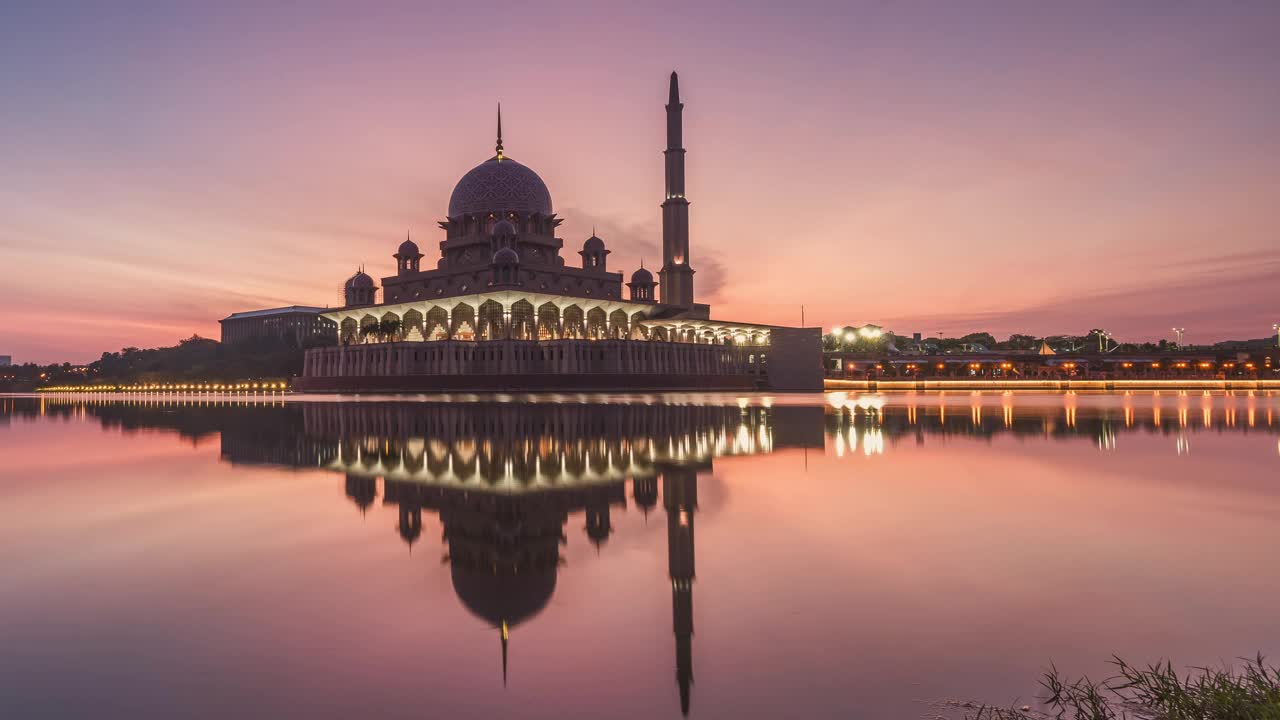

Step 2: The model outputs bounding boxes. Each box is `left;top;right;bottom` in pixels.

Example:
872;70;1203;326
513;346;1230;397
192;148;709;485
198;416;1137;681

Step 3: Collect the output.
1;391;1277;719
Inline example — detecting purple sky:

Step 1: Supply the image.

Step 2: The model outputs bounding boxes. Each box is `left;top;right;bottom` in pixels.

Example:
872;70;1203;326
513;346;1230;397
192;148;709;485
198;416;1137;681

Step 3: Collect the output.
2;2;1278;362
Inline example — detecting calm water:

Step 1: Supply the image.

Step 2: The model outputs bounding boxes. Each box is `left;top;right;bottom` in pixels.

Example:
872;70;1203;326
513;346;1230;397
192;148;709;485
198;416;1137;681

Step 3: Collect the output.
1;391;1278;719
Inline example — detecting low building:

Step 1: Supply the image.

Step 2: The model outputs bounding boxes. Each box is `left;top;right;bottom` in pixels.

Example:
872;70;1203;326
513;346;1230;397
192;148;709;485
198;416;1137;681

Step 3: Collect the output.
219;306;337;347
0;355;11;367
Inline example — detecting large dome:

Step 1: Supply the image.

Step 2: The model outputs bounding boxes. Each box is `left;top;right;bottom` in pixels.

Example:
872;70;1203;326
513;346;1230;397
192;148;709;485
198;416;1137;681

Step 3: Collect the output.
448;156;553;217
451;564;556;628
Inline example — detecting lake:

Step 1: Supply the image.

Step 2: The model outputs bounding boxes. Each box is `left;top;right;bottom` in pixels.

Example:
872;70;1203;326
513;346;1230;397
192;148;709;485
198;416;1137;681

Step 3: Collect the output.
1;391;1277;719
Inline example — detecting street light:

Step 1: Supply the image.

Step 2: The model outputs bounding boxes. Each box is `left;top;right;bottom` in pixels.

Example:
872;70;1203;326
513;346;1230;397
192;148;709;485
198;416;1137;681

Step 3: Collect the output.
1172;327;1185;348
1273;323;1279;348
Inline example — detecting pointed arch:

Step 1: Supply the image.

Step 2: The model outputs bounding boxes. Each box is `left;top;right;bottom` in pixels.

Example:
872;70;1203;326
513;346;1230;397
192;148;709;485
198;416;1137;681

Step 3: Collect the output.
402;309;424;336
426;306;449;340
340;318;359;344
510;300;536;340
536;302;560;340
477;300;505;340
586;307;607;340
450;304;476;341
608;309;629;339
562;305;585;339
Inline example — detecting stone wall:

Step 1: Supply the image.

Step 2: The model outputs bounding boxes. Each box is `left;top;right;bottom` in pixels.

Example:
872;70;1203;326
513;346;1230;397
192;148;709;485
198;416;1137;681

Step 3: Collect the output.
765;327;824;392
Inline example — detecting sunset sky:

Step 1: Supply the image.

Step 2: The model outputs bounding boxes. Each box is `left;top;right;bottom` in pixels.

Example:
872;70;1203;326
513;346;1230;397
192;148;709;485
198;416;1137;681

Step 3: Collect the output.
2;1;1278;363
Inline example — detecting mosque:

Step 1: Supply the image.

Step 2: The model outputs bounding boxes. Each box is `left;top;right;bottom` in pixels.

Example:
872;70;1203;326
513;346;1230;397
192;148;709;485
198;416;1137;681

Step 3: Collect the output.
296;72;821;392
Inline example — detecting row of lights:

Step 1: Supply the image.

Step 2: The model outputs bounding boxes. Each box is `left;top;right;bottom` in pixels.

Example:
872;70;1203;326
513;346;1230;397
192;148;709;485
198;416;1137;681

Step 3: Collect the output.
40;382;289;393
886;360;1261;371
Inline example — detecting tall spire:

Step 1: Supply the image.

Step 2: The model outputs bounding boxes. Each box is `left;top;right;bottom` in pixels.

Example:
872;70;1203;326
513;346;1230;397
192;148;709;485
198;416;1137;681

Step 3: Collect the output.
495;103;504;161
668;71;680;106
500;621;509;686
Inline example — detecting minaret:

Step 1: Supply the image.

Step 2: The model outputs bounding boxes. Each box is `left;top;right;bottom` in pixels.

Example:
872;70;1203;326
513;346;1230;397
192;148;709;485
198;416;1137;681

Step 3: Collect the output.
660;71;695;307
663;466;697;716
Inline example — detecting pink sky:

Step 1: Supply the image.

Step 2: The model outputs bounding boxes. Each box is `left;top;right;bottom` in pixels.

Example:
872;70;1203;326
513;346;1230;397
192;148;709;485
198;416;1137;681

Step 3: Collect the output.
2;3;1278;363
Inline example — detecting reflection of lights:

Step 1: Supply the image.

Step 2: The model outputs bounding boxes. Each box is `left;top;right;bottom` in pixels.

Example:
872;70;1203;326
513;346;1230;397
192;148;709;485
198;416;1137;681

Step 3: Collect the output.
855;395;885;413
1176;435;1190;456
862;428;883;456
1098;426;1116;451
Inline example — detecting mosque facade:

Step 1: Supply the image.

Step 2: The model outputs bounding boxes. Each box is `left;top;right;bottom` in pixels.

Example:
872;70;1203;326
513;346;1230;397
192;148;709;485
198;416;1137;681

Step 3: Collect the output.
296;72;821;392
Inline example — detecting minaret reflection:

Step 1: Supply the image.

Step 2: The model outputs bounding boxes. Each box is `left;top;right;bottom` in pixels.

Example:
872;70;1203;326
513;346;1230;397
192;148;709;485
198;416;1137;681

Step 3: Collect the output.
662;466;698;716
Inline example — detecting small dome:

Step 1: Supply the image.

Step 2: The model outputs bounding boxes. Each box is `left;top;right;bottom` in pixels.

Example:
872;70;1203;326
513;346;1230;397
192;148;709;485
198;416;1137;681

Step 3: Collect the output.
630;267;654;284
345;270;374;288
583;235;605;252
397;238;420;257
492;219;517;237
492;247;520;265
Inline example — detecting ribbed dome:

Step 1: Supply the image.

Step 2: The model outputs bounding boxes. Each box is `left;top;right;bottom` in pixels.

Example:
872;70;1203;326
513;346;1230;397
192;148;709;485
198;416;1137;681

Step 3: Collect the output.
345;270;374;288
491;219;517;237
492;247;520;265
449;156;553;217
630;267;654;284
583;235;605;251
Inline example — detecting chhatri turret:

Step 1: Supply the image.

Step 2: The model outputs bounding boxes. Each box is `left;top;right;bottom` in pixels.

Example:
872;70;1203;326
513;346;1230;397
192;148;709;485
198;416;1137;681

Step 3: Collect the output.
659;71;695;307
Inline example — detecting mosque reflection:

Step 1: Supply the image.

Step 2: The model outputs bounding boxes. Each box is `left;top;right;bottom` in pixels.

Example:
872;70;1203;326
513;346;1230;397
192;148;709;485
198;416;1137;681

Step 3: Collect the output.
5;391;1279;715
306;401;819;716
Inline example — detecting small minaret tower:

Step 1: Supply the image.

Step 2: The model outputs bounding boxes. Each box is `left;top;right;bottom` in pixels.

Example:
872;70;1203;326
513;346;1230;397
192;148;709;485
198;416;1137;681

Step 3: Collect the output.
659;71;695;307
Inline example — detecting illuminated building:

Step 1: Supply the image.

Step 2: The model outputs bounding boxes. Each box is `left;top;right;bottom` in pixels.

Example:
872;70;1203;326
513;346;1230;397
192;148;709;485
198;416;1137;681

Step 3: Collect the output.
296;73;822;392
218;306;337;346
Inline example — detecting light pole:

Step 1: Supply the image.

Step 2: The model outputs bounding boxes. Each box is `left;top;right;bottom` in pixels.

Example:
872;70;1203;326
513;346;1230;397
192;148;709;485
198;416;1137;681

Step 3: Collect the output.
1273;323;1279;348
1097;329;1111;353
1172;327;1185;349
